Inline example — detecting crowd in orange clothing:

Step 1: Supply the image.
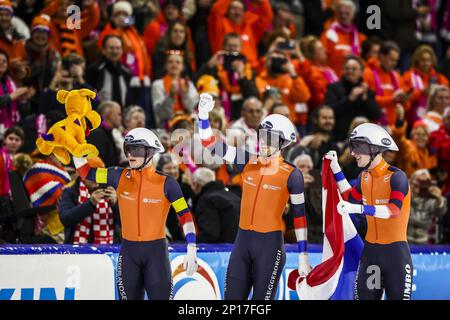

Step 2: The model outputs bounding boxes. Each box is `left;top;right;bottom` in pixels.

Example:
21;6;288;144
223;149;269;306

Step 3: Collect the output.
0;0;450;246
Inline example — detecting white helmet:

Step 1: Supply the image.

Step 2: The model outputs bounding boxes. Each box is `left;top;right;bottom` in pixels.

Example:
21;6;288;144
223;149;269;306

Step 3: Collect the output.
350;123;398;152
259;114;297;149
124;128;165;153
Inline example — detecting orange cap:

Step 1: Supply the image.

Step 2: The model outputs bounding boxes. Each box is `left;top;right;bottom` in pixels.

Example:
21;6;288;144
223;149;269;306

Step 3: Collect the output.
0;0;13;13
31;14;51;33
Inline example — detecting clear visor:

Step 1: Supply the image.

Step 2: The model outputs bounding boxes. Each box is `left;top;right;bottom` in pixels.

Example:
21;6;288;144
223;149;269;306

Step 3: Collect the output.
124;144;157;158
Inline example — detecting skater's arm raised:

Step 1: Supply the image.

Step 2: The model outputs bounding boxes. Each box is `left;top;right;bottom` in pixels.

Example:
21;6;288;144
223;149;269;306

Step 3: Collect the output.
73;157;123;189
198;93;251;172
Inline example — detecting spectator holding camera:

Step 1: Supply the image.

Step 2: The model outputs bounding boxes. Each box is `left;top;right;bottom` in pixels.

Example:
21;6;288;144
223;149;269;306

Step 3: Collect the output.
391;104;437;177
256;49;310;135
403;45;449;124
364;41;410;126
320;0;366;77
208;0;273;67
408;169;447;245
41;53;93;117
59;157;120;244
325;55;381;142
152;51;199;129
196;33;258;121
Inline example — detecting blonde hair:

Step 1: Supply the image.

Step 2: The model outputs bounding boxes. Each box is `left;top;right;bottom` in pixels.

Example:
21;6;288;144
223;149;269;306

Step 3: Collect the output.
300;35;319;62
412;45;437;69
427;84;450;111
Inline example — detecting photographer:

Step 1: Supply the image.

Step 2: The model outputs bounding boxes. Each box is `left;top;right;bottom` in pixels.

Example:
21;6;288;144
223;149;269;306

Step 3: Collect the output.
256;49;310;136
408;169;447;245
40;53;94;117
195;33;258;121
59;157;120;244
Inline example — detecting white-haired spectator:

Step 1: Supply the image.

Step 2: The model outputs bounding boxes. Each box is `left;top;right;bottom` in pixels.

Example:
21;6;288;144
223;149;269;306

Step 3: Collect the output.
293;154;314;186
123;105;146;135
229;97;263;154
190;167;240;243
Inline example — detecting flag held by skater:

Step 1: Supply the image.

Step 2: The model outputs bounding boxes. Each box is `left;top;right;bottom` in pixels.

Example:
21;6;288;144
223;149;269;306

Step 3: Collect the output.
288;159;363;300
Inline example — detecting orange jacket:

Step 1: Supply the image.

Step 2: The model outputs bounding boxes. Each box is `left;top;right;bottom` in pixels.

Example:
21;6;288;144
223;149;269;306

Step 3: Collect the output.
208;0;273;67
256;70;311;125
295;59;329;111
363;57;409;125
344;159;411;245
41;0;100;57
240;156;295;233
98;24;151;80
391;122;437;177
403;67;449;121
0;34;25;62
321;23;366;77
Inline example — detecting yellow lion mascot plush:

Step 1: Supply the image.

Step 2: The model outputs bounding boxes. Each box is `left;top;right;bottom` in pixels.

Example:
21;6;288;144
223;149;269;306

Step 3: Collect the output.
36;88;103;165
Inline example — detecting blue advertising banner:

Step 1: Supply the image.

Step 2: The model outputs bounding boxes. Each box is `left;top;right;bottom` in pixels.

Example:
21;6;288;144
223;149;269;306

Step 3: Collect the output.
1;244;450;300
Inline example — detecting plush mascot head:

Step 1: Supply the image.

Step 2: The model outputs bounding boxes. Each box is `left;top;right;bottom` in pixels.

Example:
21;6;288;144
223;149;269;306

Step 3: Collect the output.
35;88;103;165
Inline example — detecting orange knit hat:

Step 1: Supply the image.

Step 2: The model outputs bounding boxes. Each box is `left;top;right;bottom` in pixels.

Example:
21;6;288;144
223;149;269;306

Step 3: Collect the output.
0;0;13;14
31;14;51;33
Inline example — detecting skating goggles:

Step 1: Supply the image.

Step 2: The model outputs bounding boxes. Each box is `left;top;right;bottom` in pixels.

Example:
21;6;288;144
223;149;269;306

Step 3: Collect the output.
124;144;156;158
349;140;374;155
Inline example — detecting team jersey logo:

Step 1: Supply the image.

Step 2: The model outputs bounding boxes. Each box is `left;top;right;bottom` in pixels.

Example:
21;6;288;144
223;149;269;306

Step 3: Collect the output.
263;184;281;191
142;198;162;204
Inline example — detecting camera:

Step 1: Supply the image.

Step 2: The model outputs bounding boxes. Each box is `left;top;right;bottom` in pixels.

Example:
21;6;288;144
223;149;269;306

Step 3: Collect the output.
418;180;437;198
92;184;108;193
223;52;246;72
277;40;295;51
270;57;288;74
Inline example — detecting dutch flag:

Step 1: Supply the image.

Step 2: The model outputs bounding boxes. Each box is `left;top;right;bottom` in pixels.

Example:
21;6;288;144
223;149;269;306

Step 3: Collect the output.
288;159;363;300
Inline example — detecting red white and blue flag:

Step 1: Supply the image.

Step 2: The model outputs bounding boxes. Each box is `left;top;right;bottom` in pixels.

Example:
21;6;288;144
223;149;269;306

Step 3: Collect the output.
288;159;363;300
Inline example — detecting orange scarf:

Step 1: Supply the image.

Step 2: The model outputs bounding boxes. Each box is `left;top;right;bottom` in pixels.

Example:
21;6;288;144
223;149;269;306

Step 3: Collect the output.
163;74;184;113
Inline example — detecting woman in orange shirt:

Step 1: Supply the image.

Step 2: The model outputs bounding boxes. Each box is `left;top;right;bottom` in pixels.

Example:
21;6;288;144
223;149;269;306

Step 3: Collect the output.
403;45;449;124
